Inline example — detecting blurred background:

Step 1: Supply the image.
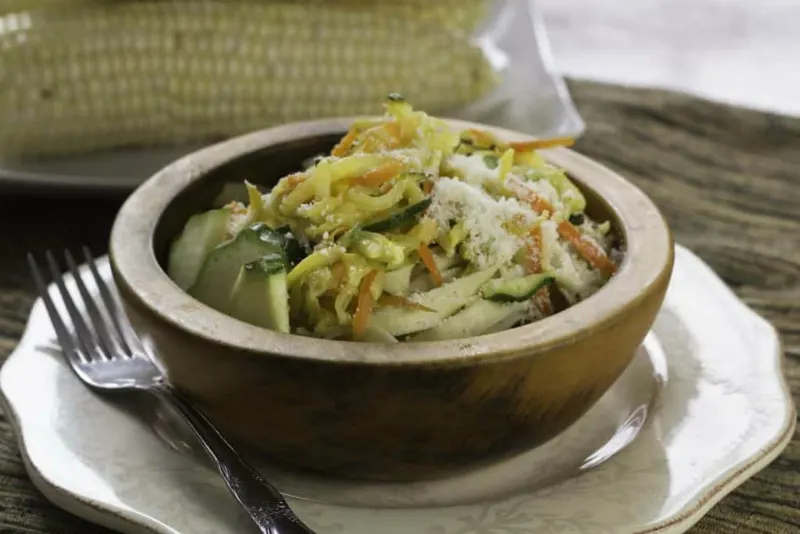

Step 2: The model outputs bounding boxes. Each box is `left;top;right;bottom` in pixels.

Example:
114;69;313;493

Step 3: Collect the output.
539;0;798;116
0;0;795;193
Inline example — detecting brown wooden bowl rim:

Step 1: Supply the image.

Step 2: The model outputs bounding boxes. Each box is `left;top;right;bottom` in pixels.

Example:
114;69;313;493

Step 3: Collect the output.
109;117;674;367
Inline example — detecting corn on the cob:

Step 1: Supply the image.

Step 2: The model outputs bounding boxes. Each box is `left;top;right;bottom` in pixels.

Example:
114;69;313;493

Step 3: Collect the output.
0;0;85;13
0;0;498;159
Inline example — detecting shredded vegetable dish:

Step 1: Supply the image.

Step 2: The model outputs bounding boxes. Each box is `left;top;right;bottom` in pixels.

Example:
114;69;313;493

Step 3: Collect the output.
167;95;621;343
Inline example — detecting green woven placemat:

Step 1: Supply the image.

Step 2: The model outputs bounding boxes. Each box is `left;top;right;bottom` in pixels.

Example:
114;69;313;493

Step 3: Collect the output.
0;79;798;533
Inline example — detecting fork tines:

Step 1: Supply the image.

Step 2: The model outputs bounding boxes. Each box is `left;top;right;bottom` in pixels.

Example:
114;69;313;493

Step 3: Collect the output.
27;248;136;363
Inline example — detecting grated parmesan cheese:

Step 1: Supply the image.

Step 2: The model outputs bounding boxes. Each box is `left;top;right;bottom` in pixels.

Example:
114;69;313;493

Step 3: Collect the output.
428;178;535;268
445;153;499;187
510;175;564;213
539;219;607;299
296;202;314;216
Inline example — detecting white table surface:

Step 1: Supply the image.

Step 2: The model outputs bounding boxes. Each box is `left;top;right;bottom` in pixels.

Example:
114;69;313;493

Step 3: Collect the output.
538;0;800;117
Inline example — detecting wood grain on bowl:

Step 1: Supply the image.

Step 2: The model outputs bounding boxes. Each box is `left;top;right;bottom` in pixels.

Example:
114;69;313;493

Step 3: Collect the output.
109;118;673;481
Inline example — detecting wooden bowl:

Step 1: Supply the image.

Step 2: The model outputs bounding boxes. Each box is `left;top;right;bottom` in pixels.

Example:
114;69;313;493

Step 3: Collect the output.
109;118;674;481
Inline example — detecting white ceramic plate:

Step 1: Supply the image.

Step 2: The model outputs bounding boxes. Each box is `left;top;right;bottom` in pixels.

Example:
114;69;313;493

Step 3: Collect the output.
0;244;794;534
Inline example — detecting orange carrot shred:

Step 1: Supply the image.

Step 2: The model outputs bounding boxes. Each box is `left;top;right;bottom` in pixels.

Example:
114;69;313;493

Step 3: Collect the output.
353;270;379;339
384;121;403;141
349;161;402;187
507;176;556;215
466;128;498;147
509;176;614;275
524;225;553;315
378;294;434;313
531;195;555;214
331;129;359;157
508;136;575;152
524;225;545;274
417;243;443;286
529;195;554;214
534;287;553;316
285;172;307;189
422;181;433;194
557;221;617;276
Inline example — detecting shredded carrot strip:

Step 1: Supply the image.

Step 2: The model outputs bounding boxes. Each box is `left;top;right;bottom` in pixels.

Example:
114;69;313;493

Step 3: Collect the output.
466;128;498;147
422;181;433;194
353;270;378;338
530;195;555;214
509;177;613;276
524;225;553;315
557;221;617;276
378;294;434;313
525;225;545;273
417;243;443;286
508;136;575;152
534;287;553;316
285;172;307;189
384;121;403;143
349;161;402;187
331;129;359;157
507;176;556;215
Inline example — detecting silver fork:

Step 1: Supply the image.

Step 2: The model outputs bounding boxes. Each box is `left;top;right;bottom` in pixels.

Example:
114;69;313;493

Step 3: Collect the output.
27;248;317;534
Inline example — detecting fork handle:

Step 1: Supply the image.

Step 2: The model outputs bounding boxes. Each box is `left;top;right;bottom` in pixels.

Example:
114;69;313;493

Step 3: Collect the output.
153;386;317;534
